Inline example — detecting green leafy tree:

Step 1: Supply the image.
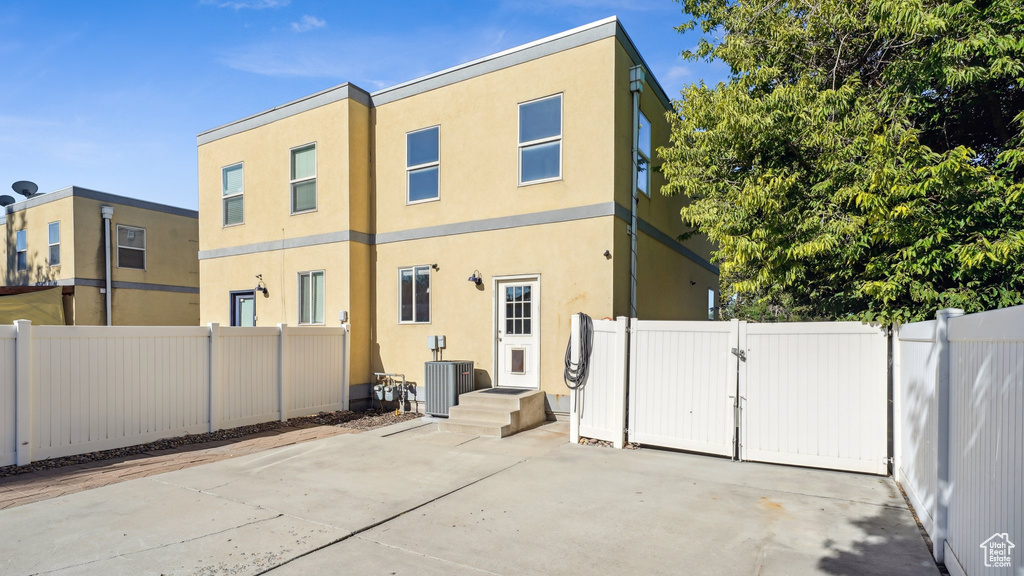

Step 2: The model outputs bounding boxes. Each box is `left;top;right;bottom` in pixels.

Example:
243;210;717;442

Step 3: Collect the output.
661;0;1024;323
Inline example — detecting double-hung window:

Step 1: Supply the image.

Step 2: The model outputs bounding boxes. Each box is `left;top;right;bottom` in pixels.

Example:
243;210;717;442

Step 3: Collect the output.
407;126;440;204
298;270;325;324
15;230;26;271
117;225;146;270
637;112;651;197
222;163;244;226
398;266;430;323
290;144;317;213
518;94;562;185
48;222;60;266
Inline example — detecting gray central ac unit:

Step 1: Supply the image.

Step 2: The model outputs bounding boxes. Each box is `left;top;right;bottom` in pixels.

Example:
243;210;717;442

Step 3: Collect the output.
425;361;474;417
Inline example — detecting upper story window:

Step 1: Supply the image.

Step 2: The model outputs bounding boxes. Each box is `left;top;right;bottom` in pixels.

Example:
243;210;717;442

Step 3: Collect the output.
518;94;562;185
48;222;60;266
117;225;146;270
399;265;430;324
222;163;244;226
298;270;325;325
290;143;317;214
15;229;26;271
637;112;651;197
407;126;440;204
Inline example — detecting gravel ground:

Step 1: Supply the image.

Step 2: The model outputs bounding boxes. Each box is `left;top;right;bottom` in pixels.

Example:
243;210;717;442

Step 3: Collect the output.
0;409;421;479
578;437;641;450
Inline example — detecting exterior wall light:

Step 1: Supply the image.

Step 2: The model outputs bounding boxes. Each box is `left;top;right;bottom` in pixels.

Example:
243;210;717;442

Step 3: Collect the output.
255;274;269;297
468;270;482;286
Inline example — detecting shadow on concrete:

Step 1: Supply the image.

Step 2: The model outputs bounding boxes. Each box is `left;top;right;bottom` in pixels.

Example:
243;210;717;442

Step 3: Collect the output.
818;504;942;575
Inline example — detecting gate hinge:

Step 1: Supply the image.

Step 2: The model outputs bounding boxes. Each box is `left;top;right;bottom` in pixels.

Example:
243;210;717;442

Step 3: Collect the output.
731;347;747;361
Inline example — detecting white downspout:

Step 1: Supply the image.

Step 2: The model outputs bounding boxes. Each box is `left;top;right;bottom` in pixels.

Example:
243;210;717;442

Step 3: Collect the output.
629;65;645;318
101;206;114;326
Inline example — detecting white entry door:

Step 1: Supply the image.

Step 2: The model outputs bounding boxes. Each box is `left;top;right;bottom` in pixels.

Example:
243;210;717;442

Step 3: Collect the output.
496;278;540;389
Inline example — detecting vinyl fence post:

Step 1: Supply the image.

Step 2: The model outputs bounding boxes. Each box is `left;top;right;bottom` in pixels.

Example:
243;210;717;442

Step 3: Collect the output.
208;323;221;433
612;317;629;449
340;315;351;411
569;313;580;445
14;320;33;466
933;307;963;564
278;323;289;422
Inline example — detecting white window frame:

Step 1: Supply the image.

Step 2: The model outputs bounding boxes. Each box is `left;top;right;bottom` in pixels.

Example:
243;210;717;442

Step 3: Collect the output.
297;270;325;325
15;229;26;271
406;125;441;205
398;265;431;324
47;221;60;266
290;142;317;215
222;162;244;227
517;93;563;186
637;111;652;198
116;224;147;270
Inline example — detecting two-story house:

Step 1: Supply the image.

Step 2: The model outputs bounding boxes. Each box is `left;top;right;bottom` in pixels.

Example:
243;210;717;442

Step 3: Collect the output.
0;186;199;325
196;17;719;416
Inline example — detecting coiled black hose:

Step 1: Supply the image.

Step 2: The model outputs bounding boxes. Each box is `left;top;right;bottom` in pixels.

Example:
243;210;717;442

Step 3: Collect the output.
563;312;593;390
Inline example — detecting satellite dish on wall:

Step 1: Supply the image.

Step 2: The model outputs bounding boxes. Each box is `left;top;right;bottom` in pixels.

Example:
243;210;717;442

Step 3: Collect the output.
12;180;38;198
0;195;15;207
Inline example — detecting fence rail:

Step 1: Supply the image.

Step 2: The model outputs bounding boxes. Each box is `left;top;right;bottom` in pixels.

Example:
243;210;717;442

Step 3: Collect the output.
0;321;349;467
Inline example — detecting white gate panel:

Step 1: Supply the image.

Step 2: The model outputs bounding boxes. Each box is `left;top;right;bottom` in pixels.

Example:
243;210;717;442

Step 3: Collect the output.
741;322;888;475
220;327;281;427
628;321;736;457
285;326;348;418
577;318;627;445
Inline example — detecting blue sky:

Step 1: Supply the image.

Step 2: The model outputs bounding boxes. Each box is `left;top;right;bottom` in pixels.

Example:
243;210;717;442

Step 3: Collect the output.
0;0;728;210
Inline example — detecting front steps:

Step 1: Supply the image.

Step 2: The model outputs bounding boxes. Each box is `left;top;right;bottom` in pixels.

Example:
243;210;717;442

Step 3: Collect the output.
438;388;546;438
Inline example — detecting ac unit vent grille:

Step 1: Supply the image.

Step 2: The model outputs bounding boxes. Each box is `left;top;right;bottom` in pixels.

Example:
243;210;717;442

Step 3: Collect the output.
424;361;474;417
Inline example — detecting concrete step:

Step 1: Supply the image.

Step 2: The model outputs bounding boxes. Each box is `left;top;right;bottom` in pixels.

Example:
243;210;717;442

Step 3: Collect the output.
448;405;519;427
438;418;513;438
457;389;543;411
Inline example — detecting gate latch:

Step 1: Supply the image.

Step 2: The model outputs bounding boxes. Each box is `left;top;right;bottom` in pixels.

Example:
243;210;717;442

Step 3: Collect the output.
731;347;747;362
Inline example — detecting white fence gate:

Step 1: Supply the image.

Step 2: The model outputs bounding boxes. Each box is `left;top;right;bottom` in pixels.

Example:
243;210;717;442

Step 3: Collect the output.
571;317;890;475
0;321;349;467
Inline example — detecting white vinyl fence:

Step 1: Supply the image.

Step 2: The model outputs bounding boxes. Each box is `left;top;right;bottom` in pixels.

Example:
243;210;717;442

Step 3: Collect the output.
0;321;349;467
571;317;889;475
895;306;1024;575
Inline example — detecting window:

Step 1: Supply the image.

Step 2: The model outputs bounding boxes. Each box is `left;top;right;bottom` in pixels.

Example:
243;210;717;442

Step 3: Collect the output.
222;163;244;226
637;112;651;197
708;289;716;320
15;229;26;271
48;222;60;266
116;225;146;270
298;270;325;324
399;266;430;323
290;144;317;213
518;94;562;185
407;126;440;204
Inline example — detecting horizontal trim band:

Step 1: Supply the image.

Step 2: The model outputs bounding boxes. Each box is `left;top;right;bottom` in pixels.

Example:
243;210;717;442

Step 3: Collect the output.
54;278;200;294
198;202;717;273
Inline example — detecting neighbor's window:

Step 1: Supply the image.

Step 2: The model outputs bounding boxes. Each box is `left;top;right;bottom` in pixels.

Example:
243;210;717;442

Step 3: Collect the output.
222;163;244;226
290;144;317;213
407;126;440;204
116;225;146;270
637;112;651;197
708;289;716;320
518;94;562;185
298;270;325;324
399;265;430;323
48;222;60;266
15;229;26;271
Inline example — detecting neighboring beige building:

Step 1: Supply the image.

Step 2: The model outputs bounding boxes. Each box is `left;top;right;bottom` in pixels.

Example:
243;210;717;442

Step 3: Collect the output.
0;186;199;325
196;17;719;414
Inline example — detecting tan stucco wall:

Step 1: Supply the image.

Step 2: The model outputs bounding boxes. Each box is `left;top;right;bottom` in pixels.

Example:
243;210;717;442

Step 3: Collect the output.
2;196;76;285
372;37;617;232
197;98;371;253
372;217;615;396
70;285;198;326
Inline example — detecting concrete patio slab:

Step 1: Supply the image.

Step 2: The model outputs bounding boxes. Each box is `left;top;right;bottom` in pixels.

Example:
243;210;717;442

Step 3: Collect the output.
0;420;939;576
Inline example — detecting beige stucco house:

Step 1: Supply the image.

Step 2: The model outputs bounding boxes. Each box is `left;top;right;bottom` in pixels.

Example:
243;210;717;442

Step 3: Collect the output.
0;186;199;325
196;17;719;415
